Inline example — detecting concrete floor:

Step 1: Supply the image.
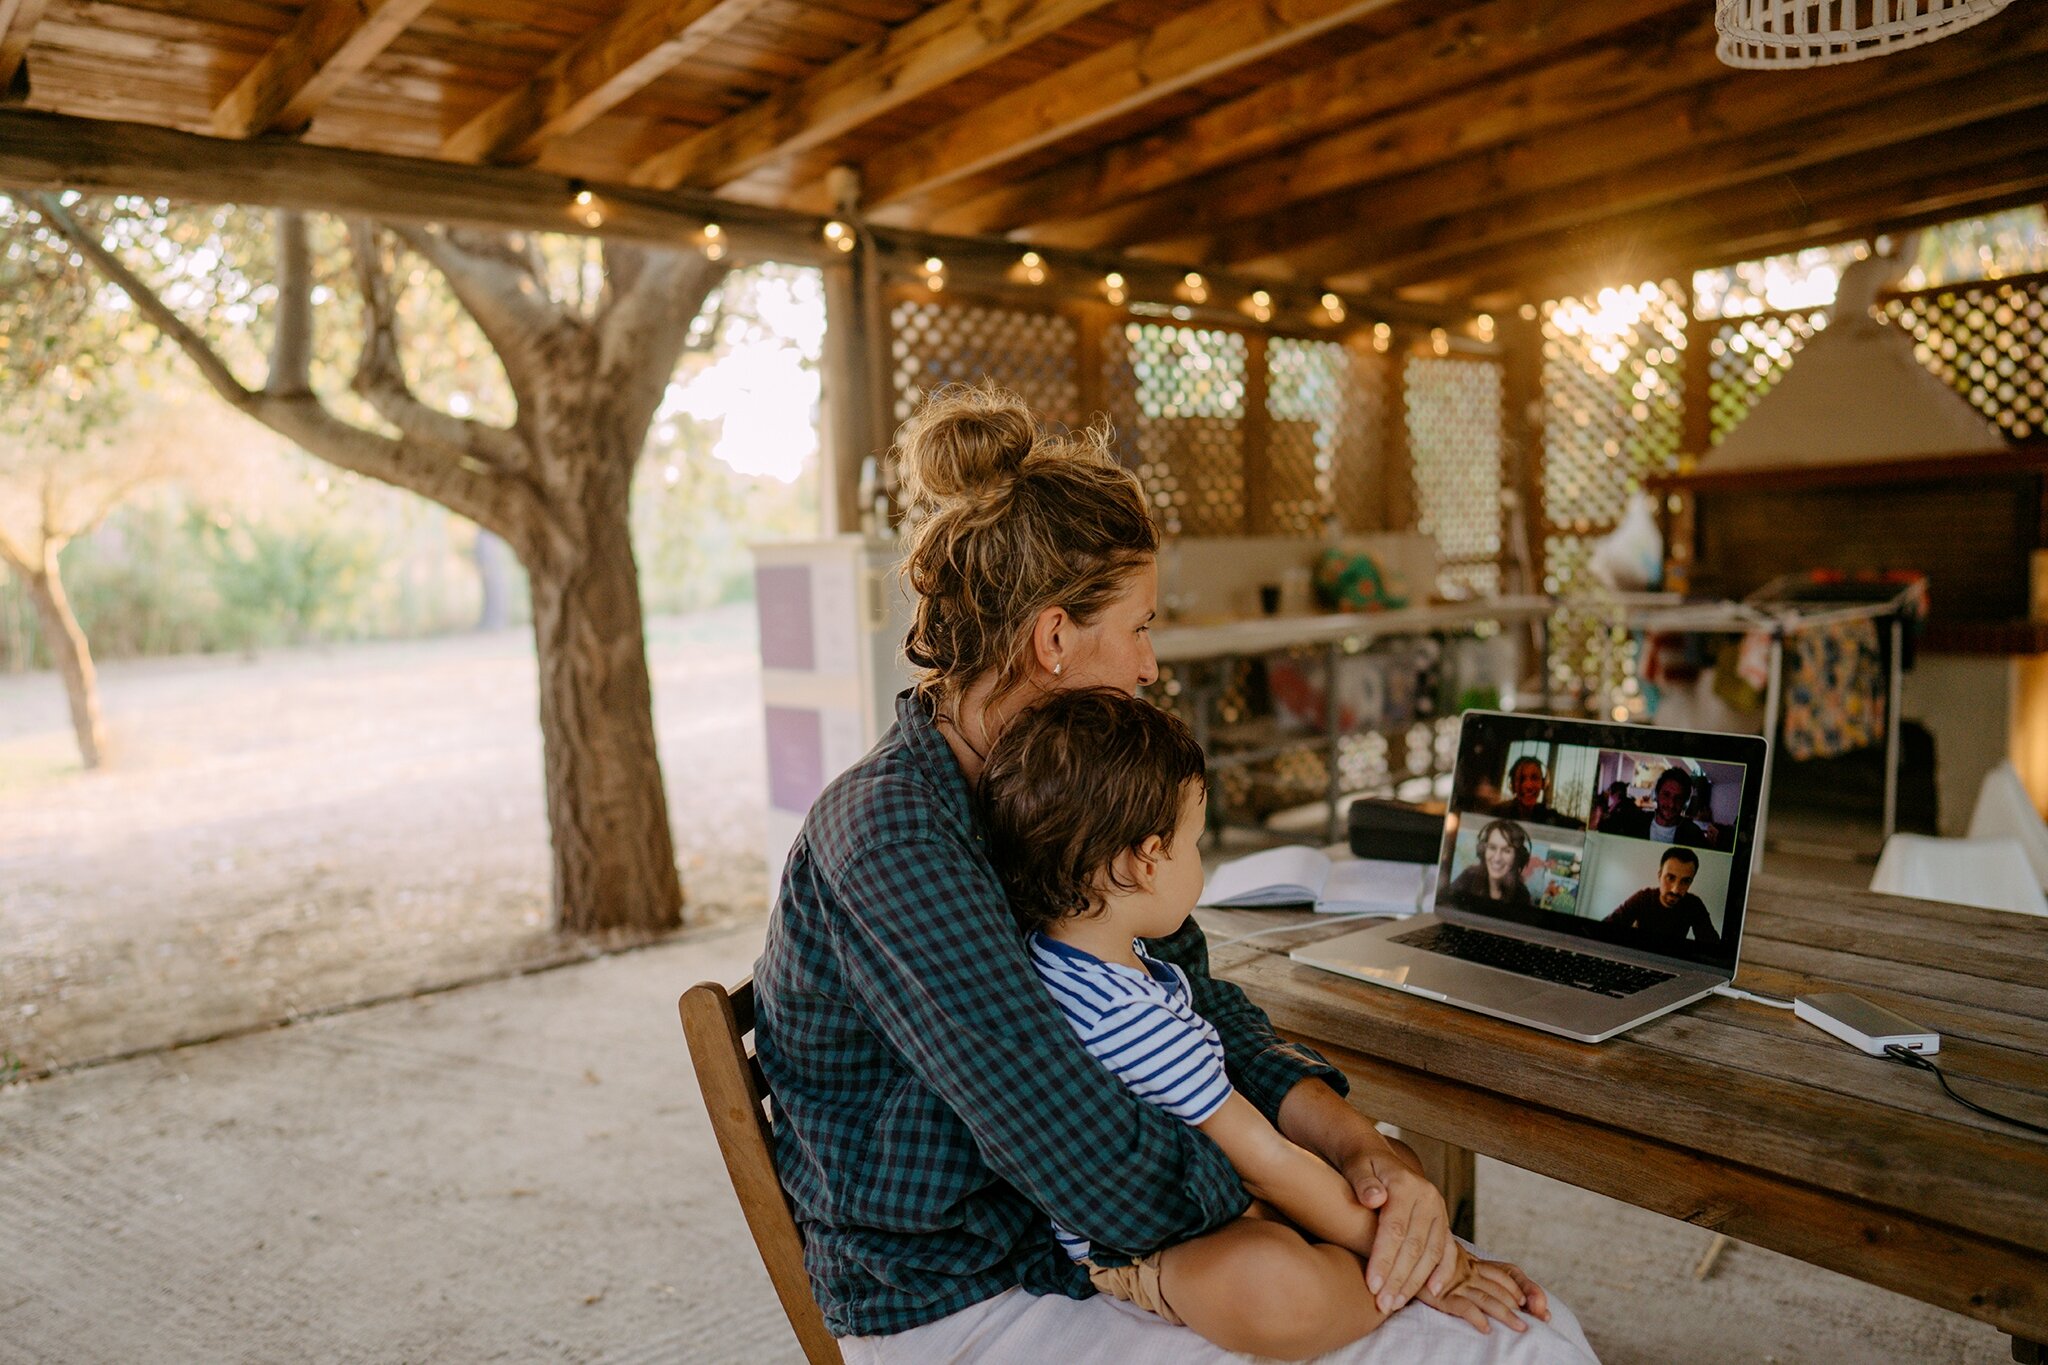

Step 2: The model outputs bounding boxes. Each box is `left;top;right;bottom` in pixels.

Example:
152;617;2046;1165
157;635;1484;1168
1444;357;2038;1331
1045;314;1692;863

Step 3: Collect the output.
0;917;2013;1365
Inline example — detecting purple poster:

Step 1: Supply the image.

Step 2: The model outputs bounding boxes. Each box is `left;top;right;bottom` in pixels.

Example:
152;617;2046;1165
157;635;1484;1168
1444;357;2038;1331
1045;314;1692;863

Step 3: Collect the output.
765;705;826;815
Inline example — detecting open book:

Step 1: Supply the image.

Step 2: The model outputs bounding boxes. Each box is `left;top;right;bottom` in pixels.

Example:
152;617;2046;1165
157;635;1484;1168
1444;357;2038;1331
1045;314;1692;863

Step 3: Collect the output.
1199;845;1437;917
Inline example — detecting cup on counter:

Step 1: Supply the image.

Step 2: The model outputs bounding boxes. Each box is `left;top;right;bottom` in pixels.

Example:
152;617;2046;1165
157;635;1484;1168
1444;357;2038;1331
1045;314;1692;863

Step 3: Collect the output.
1259;584;1282;615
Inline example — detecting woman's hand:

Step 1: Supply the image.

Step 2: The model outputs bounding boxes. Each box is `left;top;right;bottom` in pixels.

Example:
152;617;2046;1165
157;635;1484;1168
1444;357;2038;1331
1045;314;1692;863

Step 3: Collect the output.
1338;1145;1457;1314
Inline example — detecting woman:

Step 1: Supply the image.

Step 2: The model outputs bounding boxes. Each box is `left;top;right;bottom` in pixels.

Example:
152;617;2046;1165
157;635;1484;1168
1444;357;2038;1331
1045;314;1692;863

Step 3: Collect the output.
752;387;1596;1363
1448;820;1538;914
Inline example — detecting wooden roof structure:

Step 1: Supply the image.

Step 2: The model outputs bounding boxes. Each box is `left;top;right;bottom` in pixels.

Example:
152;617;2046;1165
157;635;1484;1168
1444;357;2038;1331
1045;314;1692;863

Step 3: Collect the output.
2;0;2045;309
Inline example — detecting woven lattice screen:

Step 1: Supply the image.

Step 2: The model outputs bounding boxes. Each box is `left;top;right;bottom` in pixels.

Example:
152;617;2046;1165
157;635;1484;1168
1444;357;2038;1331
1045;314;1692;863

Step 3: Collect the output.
889;297;1083;429
1404;355;1504;595
1879;275;2048;440
1537;280;1689;715
1706;309;1830;444
1266;337;1388;536
1102;321;1250;537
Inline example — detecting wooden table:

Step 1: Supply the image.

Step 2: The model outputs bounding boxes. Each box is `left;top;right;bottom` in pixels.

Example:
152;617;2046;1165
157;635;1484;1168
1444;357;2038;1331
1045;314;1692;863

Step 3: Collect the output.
1199;875;2048;1354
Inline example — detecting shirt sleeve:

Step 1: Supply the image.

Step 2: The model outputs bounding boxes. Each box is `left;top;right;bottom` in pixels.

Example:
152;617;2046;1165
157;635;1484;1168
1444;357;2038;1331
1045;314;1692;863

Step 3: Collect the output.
828;836;1251;1259
1085;1000;1233;1125
1143;918;1348;1124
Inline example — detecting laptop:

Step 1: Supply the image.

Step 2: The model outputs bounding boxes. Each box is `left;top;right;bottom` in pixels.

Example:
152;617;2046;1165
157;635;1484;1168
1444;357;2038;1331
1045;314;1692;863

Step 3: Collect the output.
1291;711;1769;1043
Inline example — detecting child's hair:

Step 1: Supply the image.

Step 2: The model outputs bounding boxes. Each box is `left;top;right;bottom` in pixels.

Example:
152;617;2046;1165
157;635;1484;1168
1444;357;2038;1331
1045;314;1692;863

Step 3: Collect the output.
976;688;1206;933
894;383;1158;716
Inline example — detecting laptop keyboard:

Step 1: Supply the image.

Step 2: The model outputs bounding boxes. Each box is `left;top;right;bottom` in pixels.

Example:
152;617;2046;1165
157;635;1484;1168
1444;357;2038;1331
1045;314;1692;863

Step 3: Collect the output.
1392;923;1675;999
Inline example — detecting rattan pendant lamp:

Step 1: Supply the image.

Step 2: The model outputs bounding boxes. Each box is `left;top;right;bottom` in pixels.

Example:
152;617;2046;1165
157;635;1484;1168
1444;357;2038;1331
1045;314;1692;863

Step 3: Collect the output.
1715;0;2017;67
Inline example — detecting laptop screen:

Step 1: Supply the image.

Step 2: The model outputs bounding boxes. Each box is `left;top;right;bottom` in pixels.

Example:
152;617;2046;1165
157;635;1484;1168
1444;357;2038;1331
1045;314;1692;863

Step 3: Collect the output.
1435;711;1770;974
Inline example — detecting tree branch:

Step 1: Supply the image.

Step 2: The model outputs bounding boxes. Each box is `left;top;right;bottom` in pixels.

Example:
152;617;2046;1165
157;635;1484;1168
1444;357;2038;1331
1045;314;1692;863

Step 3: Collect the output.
389;223;567;392
597;246;729;450
346;220;531;475
268;208;314;398
46;195;525;543
36;194;257;412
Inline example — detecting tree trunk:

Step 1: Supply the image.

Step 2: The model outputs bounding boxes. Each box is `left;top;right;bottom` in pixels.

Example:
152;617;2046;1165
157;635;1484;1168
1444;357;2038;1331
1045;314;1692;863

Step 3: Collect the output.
22;549;107;769
525;471;682;936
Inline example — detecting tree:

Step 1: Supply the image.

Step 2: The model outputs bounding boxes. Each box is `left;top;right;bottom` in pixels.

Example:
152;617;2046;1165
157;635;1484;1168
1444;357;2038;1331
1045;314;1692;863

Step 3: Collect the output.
39;195;730;935
0;195;169;768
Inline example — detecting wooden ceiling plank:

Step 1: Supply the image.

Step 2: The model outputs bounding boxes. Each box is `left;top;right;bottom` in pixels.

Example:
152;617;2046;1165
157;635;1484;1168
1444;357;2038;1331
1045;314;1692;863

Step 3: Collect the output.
628;0;1121;192
210;0;438;139
1;0;56;98
1333;61;2048;291
1024;6;1722;252
1466;177;2048;310
925;0;1693;238
1231;2;2048;278
440;0;774;165
852;0;1411;210
1388;118;2048;298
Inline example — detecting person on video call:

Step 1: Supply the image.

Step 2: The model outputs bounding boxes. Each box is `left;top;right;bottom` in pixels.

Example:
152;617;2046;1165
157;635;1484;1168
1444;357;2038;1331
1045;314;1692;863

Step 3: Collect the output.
1487;758;1584;829
1600;766;1709;846
1685;774;1732;849
1603;848;1721;955
1586;780;1630;833
1447;819;1537;913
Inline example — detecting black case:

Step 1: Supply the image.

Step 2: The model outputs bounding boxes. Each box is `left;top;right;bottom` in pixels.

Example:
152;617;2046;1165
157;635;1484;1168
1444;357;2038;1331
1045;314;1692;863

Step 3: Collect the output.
1347;798;1444;863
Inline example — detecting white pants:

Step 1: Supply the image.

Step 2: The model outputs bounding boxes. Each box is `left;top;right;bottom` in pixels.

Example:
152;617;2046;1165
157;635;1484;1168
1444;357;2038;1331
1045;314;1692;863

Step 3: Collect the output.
841;1250;1599;1364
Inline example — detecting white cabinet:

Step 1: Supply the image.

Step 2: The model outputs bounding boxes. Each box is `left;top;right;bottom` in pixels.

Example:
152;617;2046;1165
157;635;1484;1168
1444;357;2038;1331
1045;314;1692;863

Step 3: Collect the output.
751;536;913;888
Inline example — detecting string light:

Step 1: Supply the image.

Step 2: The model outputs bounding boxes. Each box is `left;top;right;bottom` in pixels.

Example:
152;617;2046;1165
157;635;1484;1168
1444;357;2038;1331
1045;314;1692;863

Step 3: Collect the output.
1180;271;1208;305
923;255;946;292
702;222;725;261
1430;327;1450;356
1321;292;1346;324
1372;321;1392;353
1104;271;1127;306
1018;250;1046;285
1473;312;1495;342
823;220;855;253
1246;289;1273;323
1518;303;1539;321
569;181;602;229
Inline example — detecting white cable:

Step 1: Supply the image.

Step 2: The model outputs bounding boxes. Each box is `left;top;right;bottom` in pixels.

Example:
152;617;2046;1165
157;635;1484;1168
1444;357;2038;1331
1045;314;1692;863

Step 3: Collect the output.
1712;983;1795;1009
1208;913;1377;950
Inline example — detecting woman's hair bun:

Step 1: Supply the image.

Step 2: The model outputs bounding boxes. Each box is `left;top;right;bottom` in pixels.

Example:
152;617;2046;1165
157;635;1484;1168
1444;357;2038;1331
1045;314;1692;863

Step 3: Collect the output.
895;383;1039;507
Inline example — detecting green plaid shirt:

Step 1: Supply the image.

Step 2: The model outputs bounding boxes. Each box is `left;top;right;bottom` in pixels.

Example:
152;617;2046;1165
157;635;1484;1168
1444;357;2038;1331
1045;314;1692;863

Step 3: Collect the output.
754;691;1346;1338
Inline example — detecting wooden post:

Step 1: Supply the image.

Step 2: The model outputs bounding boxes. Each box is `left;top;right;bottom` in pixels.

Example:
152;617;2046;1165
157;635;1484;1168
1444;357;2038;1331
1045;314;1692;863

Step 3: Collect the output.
819;254;870;535
1500;308;1549;690
1383;334;1416;535
1672;309;1716;594
1242;331;1272;534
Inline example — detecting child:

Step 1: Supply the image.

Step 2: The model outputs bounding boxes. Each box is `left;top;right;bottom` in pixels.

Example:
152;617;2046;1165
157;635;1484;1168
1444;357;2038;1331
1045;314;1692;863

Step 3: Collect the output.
977;688;1538;1360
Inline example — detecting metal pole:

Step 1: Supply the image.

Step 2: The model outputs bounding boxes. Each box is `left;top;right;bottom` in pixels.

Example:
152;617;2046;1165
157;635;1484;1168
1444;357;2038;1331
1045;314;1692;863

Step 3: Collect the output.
1884;614;1903;844
1757;631;1785;872
1326;642;1343;845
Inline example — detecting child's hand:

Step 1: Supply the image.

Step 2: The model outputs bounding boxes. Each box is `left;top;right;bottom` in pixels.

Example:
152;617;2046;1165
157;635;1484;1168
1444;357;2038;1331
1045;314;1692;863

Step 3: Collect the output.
1413;1244;1550;1335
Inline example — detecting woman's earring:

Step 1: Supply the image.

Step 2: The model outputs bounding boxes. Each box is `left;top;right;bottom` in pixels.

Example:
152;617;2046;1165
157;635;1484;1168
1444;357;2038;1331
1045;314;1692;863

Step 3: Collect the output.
1053;663;1062;676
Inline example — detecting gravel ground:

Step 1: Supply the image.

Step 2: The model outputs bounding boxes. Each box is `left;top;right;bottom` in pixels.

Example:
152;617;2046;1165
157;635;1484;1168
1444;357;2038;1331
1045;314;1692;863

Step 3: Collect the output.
0;606;768;1078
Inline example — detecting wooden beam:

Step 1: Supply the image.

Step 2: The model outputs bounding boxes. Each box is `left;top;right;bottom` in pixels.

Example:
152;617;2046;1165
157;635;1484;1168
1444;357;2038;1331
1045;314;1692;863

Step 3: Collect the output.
1439;134;2048;304
925;0;1693;238
629;0;1121;192
210;0;437;139
0;0;49;101
1237;2;2048;279
1027;7;1723;253
1325;56;2048;291
0;107;822;259
441;0;771;166
852;0;1408;210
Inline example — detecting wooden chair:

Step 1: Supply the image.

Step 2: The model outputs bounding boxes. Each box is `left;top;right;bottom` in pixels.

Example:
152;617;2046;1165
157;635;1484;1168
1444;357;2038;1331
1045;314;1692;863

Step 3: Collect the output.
679;977;844;1365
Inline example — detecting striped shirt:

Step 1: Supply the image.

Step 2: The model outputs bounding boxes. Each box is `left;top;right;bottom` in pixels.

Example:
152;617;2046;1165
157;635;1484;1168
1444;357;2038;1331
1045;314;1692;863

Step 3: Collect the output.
1029;932;1234;1261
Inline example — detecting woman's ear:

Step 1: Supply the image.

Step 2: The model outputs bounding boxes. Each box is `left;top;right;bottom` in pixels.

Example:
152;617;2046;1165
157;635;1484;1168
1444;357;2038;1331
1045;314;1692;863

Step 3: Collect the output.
1031;604;1071;678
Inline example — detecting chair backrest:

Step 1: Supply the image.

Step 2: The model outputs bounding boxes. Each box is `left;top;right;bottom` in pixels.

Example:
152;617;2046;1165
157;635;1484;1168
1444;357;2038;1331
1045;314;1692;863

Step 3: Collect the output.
679;977;844;1365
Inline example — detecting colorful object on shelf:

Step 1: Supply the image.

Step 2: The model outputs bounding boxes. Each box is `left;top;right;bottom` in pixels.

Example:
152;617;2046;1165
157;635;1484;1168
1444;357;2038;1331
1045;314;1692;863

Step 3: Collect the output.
1313;548;1407;612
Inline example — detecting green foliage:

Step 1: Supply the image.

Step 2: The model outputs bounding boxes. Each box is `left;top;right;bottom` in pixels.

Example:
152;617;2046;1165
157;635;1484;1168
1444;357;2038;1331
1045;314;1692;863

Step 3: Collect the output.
191;510;375;648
